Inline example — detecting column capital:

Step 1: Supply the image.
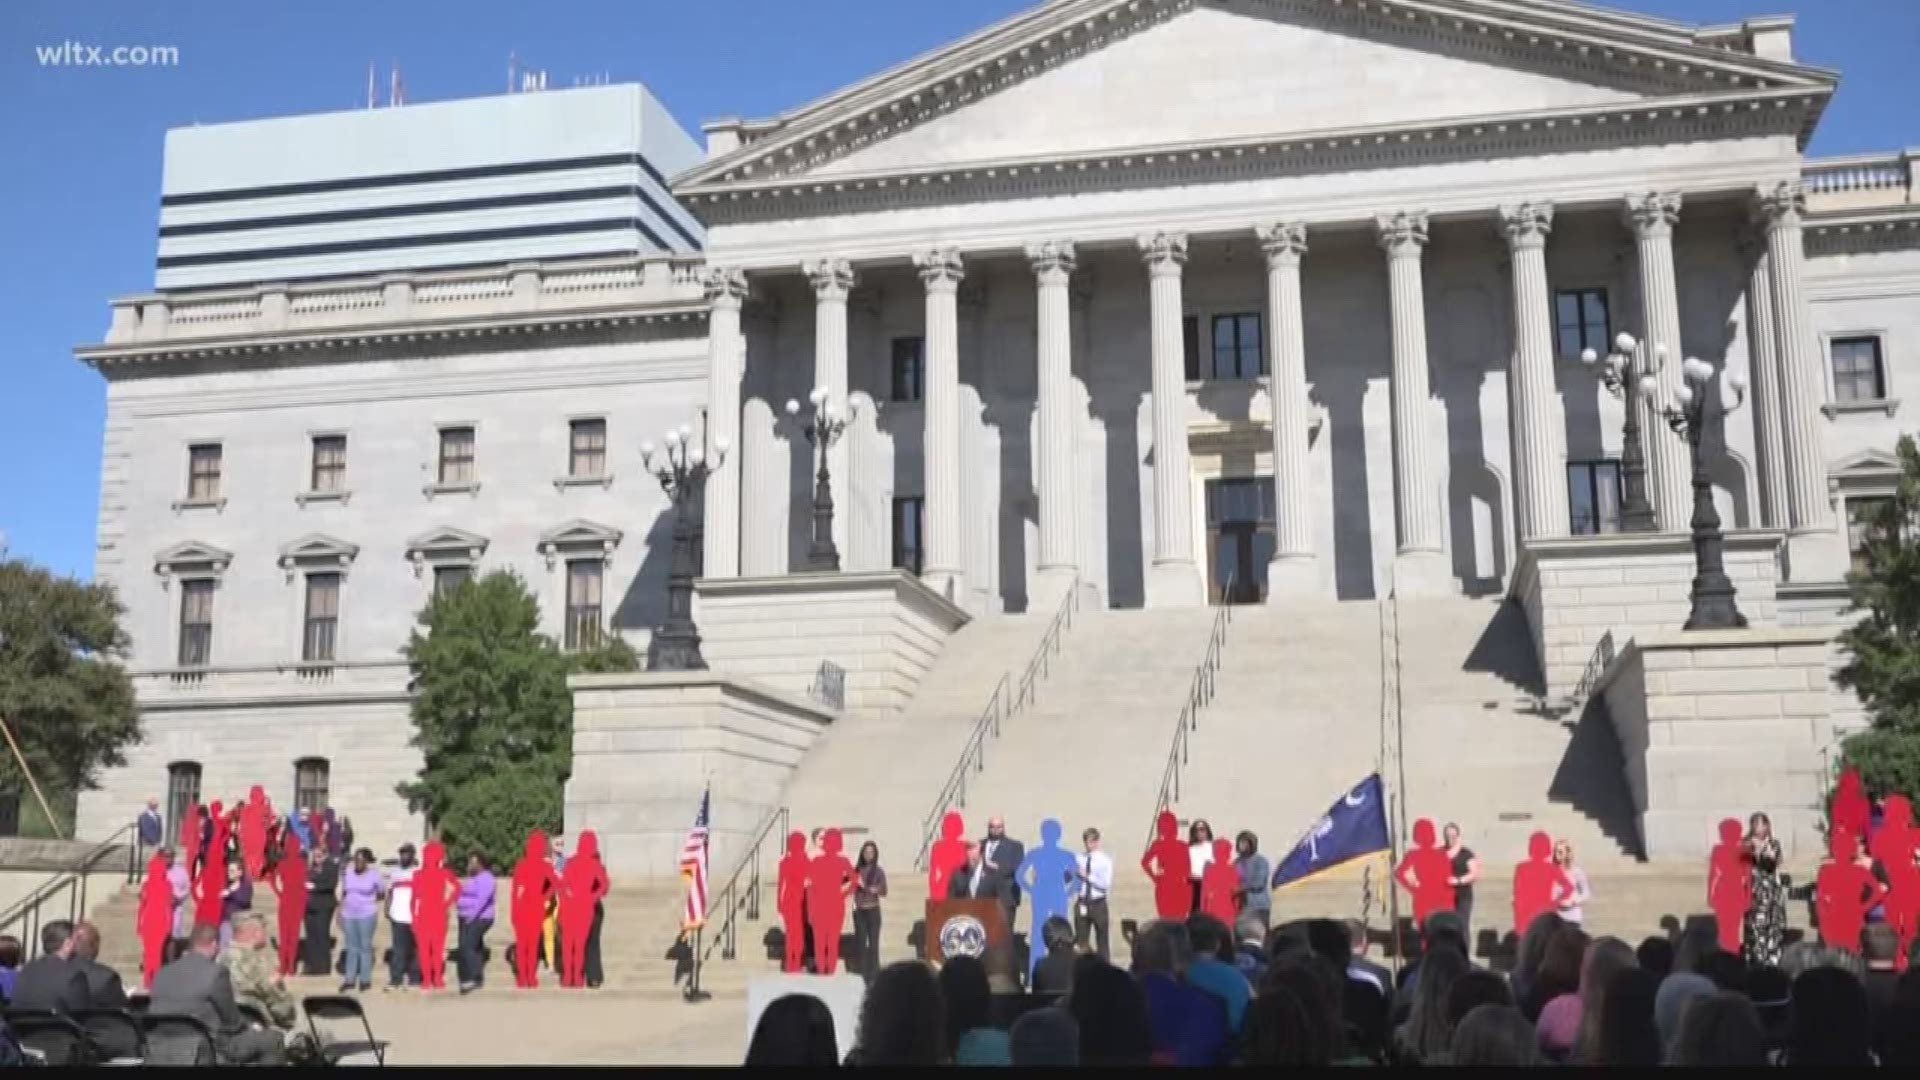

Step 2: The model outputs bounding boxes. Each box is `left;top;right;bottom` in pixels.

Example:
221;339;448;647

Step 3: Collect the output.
1755;180;1807;228
1025;239;1077;278
1624;191;1683;239
1255;221;1309;267
1135;230;1188;276
1497;202;1555;250
912;247;965;292
803;257;857;301
702;266;748;309
1376;211;1429;257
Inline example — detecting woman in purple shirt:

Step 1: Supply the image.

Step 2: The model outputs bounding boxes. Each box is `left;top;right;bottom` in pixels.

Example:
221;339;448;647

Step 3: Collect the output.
338;848;384;993
456;852;497;994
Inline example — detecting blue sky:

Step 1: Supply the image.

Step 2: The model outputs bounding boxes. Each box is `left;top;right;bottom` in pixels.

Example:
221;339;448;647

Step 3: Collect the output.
1;0;1914;580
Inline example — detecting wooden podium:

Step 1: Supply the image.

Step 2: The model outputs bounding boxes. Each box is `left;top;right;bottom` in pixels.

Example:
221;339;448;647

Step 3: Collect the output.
924;898;1014;979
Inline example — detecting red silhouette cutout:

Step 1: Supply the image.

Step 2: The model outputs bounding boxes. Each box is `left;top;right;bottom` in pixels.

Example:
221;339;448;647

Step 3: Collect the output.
269;830;308;977
411;841;459;991
1872;795;1920;971
136;855;171;989
1200;837;1238;925
205;800;230;876
806;829;855;976
238;786;269;882
1512;831;1573;937
1816;827;1887;953
511;830;559;989
1394;818;1456;929
180;803;203;877
1707;818;1753;954
776;831;810;974
1142;810;1193;920
928;811;969;901
559;831;609;989
1832;768;1871;852
190;853;224;929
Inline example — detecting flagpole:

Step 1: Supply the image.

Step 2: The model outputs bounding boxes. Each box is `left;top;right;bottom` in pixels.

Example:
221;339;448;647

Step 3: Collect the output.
684;781;712;1004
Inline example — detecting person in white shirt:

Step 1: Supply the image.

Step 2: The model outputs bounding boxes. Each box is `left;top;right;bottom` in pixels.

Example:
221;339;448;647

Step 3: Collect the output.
1073;827;1115;961
1187;819;1216;914
385;843;418;990
1553;840;1592;925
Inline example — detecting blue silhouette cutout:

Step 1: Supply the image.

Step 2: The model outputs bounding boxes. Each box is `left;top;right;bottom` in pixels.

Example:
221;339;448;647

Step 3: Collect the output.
1015;818;1077;985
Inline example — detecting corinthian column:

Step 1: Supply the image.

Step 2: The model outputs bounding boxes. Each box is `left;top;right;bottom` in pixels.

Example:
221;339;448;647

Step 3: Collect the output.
1256;221;1319;598
804;257;856;560
1137;231;1202;607
1378;212;1450;596
701;267;747;579
1499;202;1569;541
1625;193;1692;532
1027;240;1079;606
914;247;965;600
1741;231;1789;529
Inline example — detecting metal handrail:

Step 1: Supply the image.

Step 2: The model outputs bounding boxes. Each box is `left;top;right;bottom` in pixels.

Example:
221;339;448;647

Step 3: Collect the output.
691;804;791;976
0;822;141;955
914;578;1081;870
1146;575;1236;847
1567;630;1618;709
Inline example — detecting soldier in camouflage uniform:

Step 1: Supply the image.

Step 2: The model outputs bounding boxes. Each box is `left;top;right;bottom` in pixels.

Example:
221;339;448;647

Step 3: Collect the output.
219;915;296;1032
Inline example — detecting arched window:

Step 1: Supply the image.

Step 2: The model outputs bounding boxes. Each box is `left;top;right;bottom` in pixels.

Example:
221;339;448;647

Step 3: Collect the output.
166;762;201;846
294;758;330;816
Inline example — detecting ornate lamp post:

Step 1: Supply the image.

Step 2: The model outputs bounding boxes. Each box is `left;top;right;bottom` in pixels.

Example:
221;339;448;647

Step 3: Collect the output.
1580;332;1667;533
1643;356;1751;631
785;387;855;572
641;421;727;671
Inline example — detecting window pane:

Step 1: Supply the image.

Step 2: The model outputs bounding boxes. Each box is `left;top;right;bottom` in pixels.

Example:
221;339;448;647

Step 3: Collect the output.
179;580;214;666
569;419;607;478
309;435;346;492
1582;291;1610;352
303;573;340;662
566;560;603;650
433;565;472;598
166;763;201;844
1567;464;1598;536
891;337;925;403
294;758;330;816
1595;462;1623;534
1555;292;1582;358
1238;314;1265;377
1212;315;1236;380
1849;496;1895;571
1182;316;1199;382
439;427;475;484
892;497;924;575
188;445;222;501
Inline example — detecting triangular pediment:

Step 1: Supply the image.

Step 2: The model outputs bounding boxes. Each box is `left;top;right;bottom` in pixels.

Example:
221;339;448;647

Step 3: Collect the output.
1830;449;1902;483
405;526;491;559
153;540;233;573
538;519;624;551
277;533;360;567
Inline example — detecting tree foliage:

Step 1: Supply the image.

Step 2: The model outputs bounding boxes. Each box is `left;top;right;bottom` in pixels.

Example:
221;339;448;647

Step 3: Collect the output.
0;559;140;799
400;569;635;868
1838;435;1920;797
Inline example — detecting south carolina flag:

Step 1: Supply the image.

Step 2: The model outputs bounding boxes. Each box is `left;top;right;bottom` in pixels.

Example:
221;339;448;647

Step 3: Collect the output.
1271;774;1392;890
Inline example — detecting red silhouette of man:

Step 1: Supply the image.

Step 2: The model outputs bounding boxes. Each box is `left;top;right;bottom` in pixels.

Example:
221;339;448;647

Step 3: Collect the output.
180;803;203;877
269;830;308;977
807;829;855;976
1832;768;1871;850
1873;795;1920;970
238;786;268;882
206;800;231;873
136;854;172;989
411;841;459;991
1707;818;1753;954
1200;837;1238;925
511;830;560;989
1142;810;1193;920
1511;831;1572;937
928;811;968;901
1395;819;1456;929
190;853;225;929
1817;827;1887;953
559;831;610;989
776;831;810;974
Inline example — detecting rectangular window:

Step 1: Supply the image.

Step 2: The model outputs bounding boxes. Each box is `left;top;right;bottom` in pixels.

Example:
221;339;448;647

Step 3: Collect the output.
1567;460;1625;536
1554;289;1612;360
1848;495;1895;572
1831;336;1887;403
438;426;476;485
294;758;330;817
565;559;603;651
1182;316;1200;383
187;444;222;502
178;579;214;667
310;435;347;493
1210;313;1265;380
568;419;607;479
432;564;473;598
890;337;925;403
302;572;341;663
892;497;925;577
166;763;201;845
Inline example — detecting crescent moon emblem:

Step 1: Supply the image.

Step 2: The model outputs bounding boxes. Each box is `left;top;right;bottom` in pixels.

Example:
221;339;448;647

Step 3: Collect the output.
1345;789;1367;807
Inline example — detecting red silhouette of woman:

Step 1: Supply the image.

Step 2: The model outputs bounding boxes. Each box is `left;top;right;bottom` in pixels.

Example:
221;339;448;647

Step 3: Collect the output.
928;811;968;901
1200;837;1238;925
411;841;459;991
136;855;172;989
559;831;609;989
191;852;225;929
1832;768;1871;851
806;829;855;976
206;800;231;873
269;830;308;977
238;786;269;882
1707;818;1753;954
776;831;810;974
1395;819;1456;929
511;830;559;989
1512;831;1572;937
1817;828;1887;952
1872;796;1920;970
1142;810;1193;920
180;803;203;877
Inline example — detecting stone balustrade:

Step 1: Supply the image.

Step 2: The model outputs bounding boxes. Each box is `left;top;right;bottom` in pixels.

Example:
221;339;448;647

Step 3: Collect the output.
1804;149;1920;213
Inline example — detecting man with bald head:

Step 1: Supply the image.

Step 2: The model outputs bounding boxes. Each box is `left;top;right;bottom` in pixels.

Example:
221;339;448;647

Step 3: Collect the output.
150;925;285;1065
980;816;1026;933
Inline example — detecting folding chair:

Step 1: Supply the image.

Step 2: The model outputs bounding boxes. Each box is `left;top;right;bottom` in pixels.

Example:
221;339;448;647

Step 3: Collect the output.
73;1008;146;1065
139;1013;217;1067
302;995;387;1066
3;1009;96;1066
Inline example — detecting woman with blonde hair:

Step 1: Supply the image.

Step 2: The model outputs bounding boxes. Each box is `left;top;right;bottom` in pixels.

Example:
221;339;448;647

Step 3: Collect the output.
1553;840;1592;926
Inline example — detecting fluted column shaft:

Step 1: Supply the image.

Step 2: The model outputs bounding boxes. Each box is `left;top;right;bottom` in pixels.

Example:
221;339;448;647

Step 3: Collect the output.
805;258;856;559
1759;182;1836;533
1028;241;1079;581
740;395;783;575
701;268;747;578
1379;213;1444;558
1500;203;1569;540
1626;193;1692;531
1137;231;1200;604
1743;238;1789;529
1257;222;1317;592
915;248;965;599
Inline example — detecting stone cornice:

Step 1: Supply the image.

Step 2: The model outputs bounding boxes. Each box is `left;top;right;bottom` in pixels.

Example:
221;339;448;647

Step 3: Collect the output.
1805;207;1920;258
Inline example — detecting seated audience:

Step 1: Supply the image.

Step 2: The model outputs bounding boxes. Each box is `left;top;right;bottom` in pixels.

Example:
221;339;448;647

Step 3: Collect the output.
1782;965;1874;1067
1668;990;1768;1067
1862;923;1901;1030
1240;983;1319;1066
219;915;295;1032
68;922;128;1009
1652;971;1715;1056
1449;1004;1544;1067
846;961;943;1066
1510;911;1565;1020
1672;915;1719;975
1065;956;1152;1066
1182;915;1250;1033
937;955;1008;1066
1529;927;1591;1058
1032;917;1078;996
1261;956;1346;1064
1343;917;1391;995
1131;920;1231;1067
1569;936;1637;1065
1592;966;1661;1067
1635;934;1674;980
0;935;19;1003
1232;916;1268;986
1445;968;1514;1030
149;925;285;1065
1008;1007;1078;1067
1879;968;1920;1067
1393;943;1468;1064
744;993;840;1067
1743;963;1794;1053
9;920;88;1014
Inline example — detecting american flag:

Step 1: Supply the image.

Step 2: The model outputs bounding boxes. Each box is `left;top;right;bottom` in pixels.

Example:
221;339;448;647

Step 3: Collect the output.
679;789;710;930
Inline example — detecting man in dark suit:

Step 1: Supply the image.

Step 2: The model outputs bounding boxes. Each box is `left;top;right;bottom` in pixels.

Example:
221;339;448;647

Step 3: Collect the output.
149;925;284;1065
69;923;128;1009
9;920;88;1014
980;817;1026;927
947;843;992;899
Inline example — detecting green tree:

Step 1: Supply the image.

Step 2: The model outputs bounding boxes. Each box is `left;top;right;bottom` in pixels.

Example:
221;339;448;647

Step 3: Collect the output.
400;569;636;868
1837;435;1920;798
0;559;141;830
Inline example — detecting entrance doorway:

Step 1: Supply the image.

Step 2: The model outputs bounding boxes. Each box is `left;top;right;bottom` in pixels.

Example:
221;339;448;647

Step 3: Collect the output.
1206;477;1274;605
